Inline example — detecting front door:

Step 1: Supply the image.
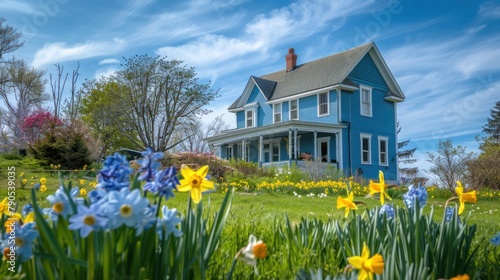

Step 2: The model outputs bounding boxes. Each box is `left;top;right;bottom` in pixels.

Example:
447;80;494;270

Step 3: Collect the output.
317;137;330;162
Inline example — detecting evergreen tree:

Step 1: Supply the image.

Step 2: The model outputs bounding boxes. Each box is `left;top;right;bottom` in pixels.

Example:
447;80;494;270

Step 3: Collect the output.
483;100;500;143
397;122;425;185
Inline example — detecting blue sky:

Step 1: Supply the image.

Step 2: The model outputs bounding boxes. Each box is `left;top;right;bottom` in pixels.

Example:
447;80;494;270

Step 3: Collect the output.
2;0;499;174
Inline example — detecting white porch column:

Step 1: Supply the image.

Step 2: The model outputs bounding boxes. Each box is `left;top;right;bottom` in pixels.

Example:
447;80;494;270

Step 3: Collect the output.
242;139;246;161
335;132;340;169
313;130;318;160
259;135;263;166
294;129;298;159
288;129;292;159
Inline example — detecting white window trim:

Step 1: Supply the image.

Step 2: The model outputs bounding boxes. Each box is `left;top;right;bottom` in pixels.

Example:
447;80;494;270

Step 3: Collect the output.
245;109;254;128
273;103;282;124
289;99;299;120
244;102;258;128
360;85;373;117
378;136;389;166
317;92;329;117
360;133;372;165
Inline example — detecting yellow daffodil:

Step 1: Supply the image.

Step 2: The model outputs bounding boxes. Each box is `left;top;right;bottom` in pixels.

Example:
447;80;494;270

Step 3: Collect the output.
80;188;87;196
455;181;477;214
79;179;85;186
450;273;470;280
40;185;47;192
24;212;35;223
337;192;358;218
22;178;27;185
178;165;214;204
369;171;391;205
0;197;10;216
40;177;47;185
348;243;384;280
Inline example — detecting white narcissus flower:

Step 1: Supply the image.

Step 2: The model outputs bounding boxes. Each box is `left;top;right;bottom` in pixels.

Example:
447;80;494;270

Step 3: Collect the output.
239;234;267;275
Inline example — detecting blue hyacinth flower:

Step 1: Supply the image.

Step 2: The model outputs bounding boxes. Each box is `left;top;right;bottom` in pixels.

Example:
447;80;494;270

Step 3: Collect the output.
379;204;395;219
143;167;179;200
403;183;428;209
96;153;133;192
491;232;500;246
137;147;164;182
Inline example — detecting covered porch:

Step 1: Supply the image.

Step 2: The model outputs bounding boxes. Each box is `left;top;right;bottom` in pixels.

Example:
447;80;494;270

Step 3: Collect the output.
206;121;345;169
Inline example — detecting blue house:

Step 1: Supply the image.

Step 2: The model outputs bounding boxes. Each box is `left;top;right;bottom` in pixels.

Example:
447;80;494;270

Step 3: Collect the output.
205;42;405;180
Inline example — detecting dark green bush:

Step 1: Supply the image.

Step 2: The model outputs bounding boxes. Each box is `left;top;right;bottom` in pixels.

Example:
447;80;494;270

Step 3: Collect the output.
30;128;92;170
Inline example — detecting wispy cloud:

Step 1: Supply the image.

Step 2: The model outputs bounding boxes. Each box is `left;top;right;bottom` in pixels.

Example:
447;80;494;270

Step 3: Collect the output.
387;31;500;148
156;0;377;80
94;66;119;79
32;38;127;67
0;0;36;14
99;58;120;65
478;1;500;20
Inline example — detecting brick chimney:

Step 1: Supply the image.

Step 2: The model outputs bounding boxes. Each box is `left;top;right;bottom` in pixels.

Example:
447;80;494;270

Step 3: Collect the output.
285;48;297;72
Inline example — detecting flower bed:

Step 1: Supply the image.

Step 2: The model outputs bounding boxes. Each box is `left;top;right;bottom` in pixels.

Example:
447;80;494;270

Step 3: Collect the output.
1;150;499;279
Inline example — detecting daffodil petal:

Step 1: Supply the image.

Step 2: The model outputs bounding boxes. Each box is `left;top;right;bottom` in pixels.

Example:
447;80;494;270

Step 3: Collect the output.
196;165;209;179
190;188;202;204
177;180;192;192
347;256;364;269
200;180;214;191
361;243;371;260
180;165;195;180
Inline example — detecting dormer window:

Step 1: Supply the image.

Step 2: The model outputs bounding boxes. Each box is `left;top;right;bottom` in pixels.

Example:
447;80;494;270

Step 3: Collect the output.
360;85;372;117
246;110;254;127
273;103;282;123
244;102;258;128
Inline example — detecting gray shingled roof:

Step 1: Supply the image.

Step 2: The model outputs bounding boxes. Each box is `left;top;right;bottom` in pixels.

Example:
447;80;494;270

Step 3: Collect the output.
252;76;276;100
228;42;404;110
261;42;372;101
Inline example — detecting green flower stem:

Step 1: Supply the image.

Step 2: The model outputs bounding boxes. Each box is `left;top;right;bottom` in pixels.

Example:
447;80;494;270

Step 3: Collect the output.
87;232;94;280
445;197;459;209
226;247;245;280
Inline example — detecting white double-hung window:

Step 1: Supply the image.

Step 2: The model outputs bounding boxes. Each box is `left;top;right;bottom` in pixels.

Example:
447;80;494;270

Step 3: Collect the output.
360;133;372;164
274;103;282;123
360;85;372;117
290;99;298;120
318;92;329;116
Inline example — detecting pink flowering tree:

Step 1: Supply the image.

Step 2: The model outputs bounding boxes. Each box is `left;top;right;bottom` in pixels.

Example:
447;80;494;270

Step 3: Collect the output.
21;111;62;145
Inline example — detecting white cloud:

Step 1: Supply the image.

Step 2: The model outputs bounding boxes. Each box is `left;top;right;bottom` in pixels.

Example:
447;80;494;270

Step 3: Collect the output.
0;1;35;14
155;0;377;79
478;1;500;20
32;38;127;67
99;58;120;65
94;66;119;79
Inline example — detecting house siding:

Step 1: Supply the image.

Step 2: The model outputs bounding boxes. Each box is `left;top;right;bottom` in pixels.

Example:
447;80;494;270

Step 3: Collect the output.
298;90;338;124
341;53;397;180
236;111;245;128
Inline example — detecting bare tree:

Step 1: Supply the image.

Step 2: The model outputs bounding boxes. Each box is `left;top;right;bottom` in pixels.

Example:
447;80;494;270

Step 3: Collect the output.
426;140;475;192
0;59;47;148
172;115;228;153
0;17;23;61
115;55;219;151
50;62;81;121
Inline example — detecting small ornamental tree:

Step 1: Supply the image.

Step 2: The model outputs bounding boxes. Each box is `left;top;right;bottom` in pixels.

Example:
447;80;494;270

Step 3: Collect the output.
21;111;62;145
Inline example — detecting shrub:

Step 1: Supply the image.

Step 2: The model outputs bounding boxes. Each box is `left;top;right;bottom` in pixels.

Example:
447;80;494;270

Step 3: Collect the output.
30;128;92;170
